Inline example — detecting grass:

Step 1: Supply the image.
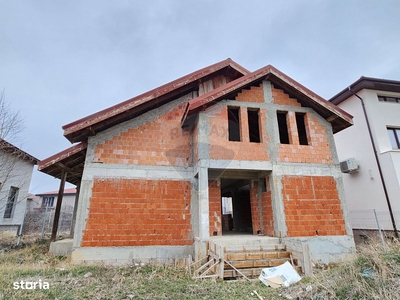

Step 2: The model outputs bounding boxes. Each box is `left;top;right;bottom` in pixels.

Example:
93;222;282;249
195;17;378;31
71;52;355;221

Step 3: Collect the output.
0;237;400;299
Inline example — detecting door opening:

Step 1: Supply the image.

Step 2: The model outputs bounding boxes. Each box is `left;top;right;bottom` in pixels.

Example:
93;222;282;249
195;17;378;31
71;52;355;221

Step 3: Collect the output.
221;179;252;235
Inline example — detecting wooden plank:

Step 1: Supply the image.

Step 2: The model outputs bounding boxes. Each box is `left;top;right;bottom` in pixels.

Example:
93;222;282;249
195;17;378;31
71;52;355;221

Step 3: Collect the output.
193;274;220;279
200;261;219;277
225;251;291;261
194;259;213;276
224;258;289;269
224;260;251;281
264;251;291;259
224;267;264;278
225;245;287;253
225;253;246;261
245;253;264;260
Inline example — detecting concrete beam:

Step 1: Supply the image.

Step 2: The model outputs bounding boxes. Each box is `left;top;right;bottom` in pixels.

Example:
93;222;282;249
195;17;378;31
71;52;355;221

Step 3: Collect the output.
82;163;193;181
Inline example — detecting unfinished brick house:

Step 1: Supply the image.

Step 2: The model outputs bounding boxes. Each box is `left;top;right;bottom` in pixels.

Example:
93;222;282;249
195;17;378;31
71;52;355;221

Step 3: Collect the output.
38;59;356;265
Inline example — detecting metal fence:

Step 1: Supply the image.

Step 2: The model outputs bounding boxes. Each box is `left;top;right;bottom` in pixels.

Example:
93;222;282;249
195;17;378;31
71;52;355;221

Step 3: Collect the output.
23;207;73;238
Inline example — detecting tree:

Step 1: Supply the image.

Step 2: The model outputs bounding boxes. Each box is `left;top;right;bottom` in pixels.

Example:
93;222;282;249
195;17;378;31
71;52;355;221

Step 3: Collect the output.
0;90;24;144
0;91;31;222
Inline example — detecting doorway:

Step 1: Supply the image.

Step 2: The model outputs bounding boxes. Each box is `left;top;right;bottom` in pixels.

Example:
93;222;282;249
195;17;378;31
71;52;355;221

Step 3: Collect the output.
220;179;252;235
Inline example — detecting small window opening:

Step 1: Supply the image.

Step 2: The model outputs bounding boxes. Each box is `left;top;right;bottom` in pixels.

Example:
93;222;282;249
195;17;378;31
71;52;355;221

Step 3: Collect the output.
247;109;261;143
296;113;308;145
277;112;290;144
228;107;241;141
4;186;19;219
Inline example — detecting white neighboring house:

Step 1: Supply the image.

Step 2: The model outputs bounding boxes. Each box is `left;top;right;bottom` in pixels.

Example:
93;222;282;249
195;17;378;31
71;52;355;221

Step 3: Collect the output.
35;188;76;212
0;139;38;229
26;194;41;212
330;77;400;233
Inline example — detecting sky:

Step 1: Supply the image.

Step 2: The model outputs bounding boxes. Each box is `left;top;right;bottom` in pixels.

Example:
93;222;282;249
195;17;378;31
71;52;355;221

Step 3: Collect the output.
1;1;400;194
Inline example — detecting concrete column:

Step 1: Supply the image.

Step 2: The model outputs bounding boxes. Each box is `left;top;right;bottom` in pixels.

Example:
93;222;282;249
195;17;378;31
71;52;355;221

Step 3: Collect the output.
197;113;210;160
263;81;274;104
198;166;210;239
258;178;265;234
194;166;210;260
240;107;249;143
270;174;287;237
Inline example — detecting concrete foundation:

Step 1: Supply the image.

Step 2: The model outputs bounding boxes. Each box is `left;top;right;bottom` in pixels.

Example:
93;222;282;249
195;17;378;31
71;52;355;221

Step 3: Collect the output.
283;235;356;264
71;245;193;265
49;239;73;256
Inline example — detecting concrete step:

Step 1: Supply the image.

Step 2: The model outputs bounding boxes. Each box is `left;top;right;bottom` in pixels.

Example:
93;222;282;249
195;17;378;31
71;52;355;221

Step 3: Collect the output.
209;235;280;250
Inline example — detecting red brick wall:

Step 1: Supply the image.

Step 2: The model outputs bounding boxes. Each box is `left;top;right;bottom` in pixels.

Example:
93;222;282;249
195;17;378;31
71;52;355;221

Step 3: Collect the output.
208;106;269;161
282;176;346;237
235;84;264;103
250;181;262;235
278;113;333;164
272;85;302;107
261;177;274;236
94;105;191;167
81;178;193;247
273;84;333;164
209;180;222;236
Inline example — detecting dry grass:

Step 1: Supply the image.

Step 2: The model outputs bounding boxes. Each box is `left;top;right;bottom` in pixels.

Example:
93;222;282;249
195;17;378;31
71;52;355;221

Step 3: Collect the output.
282;238;400;300
1;237;400;299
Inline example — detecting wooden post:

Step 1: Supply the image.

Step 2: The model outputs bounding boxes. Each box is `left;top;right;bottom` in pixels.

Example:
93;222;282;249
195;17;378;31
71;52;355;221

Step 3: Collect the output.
70;182;80;238
51;170;67;242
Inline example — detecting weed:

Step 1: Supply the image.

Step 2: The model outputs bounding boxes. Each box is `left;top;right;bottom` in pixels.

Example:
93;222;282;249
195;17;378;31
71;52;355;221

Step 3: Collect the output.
1;237;400;299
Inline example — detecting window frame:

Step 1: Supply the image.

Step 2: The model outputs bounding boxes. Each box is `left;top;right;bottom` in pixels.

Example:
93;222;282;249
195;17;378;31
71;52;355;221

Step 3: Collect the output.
378;96;400;103
387;127;400;149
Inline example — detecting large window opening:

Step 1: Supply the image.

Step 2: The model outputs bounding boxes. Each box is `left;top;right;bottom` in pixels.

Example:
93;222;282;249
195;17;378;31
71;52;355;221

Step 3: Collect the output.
296;113;308;145
228;107;241;141
247;109;261;143
277;111;290;144
3;186;19;219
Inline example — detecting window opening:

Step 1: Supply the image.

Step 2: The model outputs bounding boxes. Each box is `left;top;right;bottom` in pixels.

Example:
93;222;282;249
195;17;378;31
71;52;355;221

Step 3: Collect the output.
247;109;261;143
277;112;290;144
3;187;19;218
378;96;400;103
228;107;241;141
296;113;308;145
387;127;400;149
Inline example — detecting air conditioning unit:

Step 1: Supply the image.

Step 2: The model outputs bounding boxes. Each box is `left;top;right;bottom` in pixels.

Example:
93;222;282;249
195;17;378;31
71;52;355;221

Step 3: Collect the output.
340;158;359;173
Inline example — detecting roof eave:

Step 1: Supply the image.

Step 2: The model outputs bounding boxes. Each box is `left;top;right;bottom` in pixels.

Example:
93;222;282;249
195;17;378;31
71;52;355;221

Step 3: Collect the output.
62;59;249;143
0;139;39;164
330;77;400;105
38;142;87;171
182;65;353;133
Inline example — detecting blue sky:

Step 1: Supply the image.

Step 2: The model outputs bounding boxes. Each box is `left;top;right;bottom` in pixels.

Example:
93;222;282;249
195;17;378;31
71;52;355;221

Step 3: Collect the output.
1;0;399;193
